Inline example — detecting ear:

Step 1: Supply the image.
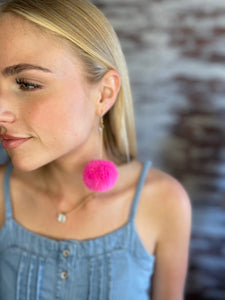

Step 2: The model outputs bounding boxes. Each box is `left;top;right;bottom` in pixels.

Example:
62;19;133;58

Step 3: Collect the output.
95;70;121;116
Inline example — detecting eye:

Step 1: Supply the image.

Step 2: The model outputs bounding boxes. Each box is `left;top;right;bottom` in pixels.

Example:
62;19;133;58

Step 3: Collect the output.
16;78;42;91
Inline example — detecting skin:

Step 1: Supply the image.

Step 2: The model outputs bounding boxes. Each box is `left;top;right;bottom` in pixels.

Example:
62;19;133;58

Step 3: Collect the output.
0;13;191;300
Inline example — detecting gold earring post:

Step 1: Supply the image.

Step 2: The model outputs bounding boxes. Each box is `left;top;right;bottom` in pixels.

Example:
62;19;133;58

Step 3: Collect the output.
98;116;104;159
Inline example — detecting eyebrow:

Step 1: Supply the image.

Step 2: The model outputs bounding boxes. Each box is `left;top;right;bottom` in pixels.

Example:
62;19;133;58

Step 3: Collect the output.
2;63;53;77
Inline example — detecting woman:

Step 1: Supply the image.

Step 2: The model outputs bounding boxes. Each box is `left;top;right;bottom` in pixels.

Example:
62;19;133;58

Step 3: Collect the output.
0;0;191;299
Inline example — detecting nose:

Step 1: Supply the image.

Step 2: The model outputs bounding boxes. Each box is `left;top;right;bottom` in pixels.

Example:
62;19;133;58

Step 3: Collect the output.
0;109;16;123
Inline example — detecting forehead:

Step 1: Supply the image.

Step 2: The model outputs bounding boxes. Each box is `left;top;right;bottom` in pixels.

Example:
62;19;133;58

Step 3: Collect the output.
0;13;57;49
0;12;46;33
0;13;82;75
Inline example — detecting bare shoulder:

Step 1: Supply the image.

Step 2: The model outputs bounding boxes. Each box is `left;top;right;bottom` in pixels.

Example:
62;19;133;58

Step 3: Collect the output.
140;167;192;299
147;167;191;211
0;162;10;229
135;164;191;255
139;165;191;215
121;160;191;212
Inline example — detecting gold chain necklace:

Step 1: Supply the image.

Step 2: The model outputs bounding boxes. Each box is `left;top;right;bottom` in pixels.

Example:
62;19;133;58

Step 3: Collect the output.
57;193;95;223
42;168;95;223
56;193;95;223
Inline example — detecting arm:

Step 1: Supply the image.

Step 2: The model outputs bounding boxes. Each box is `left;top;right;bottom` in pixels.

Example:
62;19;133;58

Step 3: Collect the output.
150;176;191;300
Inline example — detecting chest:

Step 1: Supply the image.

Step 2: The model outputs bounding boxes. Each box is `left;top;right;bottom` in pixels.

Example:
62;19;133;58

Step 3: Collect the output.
11;184;133;241
6;172;157;256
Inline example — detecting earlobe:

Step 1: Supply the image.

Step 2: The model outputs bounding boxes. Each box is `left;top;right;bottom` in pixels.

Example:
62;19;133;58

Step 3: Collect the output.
96;70;121;115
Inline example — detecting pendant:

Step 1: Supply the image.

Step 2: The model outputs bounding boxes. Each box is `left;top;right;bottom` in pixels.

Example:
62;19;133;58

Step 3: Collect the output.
57;213;67;223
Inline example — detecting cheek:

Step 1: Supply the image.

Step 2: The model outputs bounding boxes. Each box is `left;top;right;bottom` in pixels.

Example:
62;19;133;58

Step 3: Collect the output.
24;94;94;138
25;101;61;128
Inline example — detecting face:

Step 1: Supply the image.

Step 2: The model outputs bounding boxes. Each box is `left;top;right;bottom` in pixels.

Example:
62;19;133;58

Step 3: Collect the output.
0;13;101;171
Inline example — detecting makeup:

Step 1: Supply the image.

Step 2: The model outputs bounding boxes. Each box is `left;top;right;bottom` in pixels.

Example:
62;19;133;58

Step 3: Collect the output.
0;135;31;149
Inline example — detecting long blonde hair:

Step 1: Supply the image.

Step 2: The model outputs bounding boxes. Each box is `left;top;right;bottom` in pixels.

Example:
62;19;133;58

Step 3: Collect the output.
1;0;137;163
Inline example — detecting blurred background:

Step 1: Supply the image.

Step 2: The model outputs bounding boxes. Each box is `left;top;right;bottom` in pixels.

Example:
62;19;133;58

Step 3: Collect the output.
0;0;224;299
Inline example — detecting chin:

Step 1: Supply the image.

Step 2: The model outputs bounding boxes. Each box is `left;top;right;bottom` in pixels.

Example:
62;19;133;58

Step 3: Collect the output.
9;156;47;172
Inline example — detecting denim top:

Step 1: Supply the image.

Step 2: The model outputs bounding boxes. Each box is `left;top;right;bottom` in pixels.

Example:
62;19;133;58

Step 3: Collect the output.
0;161;155;300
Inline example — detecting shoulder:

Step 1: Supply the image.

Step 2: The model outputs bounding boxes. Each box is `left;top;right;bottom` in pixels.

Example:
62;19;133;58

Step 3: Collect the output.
134;162;191;254
141;166;192;298
142;165;191;219
120;160;191;212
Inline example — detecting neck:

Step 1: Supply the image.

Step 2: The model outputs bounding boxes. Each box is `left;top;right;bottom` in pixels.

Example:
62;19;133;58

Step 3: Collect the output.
41;143;112;195
40;159;92;210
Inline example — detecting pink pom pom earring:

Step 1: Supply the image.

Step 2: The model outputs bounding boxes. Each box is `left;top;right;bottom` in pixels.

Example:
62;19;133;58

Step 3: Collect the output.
83;116;118;192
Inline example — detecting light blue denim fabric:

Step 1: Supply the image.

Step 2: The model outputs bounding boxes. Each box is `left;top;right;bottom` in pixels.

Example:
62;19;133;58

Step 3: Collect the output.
0;145;9;164
0;161;155;300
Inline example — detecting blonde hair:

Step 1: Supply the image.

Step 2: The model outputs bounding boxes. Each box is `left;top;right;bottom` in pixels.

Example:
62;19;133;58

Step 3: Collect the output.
1;0;137;163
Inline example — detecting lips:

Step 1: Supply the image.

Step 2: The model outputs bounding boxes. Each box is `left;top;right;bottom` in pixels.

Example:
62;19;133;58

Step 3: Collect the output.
0;135;32;150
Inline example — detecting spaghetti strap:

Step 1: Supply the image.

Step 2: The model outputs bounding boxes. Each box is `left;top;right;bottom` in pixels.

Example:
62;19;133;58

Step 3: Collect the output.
129;161;152;222
3;162;13;220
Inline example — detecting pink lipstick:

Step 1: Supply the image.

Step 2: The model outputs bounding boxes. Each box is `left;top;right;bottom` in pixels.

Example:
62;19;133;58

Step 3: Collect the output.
0;135;31;150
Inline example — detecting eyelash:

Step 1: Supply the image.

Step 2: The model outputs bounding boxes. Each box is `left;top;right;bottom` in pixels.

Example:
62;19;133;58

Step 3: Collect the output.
16;78;42;91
